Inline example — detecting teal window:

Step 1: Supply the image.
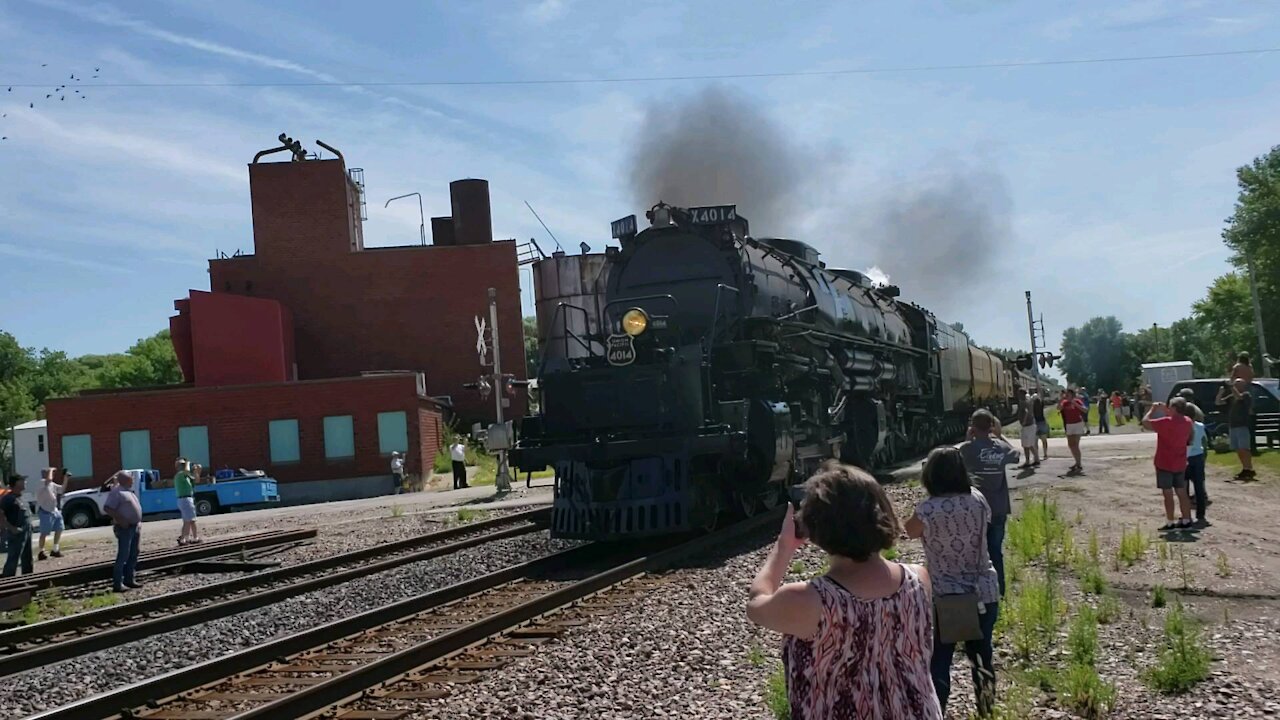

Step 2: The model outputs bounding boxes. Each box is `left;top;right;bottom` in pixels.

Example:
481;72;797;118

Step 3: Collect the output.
119;430;152;469
323;415;355;459
268;419;301;464
377;411;408;455
178;426;210;467
62;435;93;478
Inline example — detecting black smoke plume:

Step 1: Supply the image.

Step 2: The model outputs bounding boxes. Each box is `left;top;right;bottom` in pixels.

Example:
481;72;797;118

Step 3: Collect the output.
628;85;828;234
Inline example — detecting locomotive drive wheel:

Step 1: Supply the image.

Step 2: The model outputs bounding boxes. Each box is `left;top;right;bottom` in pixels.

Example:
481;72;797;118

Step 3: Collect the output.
734;489;761;518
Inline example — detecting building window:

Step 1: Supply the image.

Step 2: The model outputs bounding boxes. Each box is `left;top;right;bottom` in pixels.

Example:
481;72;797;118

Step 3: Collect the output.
179;426;210;467
323;415;355;459
268;419;301;464
62;435;92;477
37;434;45;452
377;411;408;455
120;430;152;470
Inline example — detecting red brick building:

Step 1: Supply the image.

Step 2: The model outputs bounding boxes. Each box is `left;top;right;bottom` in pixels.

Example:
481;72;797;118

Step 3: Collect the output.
46;141;525;504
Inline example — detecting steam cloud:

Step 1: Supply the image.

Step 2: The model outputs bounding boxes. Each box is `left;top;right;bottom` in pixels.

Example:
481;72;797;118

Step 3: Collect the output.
850;167;1013;311
628;85;827;235
626;86;1013;312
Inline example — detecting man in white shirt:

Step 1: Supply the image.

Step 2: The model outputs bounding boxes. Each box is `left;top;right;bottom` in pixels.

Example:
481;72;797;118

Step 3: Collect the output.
36;467;66;560
390;452;405;495
450;441;469;490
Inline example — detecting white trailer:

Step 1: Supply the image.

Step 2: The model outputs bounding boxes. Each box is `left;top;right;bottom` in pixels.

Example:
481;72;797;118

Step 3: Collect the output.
1141;361;1195;405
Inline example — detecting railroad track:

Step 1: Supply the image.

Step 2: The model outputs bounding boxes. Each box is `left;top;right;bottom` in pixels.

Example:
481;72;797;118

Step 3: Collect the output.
0;508;550;679
29;508;780;720
0;529;320;603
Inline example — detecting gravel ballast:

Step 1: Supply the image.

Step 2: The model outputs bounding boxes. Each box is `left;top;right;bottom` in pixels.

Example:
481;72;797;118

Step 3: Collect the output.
0;532;578;718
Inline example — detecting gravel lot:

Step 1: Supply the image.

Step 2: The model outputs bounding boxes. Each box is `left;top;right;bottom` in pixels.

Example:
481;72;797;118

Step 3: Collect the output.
1;530;578;718
385;439;1280;719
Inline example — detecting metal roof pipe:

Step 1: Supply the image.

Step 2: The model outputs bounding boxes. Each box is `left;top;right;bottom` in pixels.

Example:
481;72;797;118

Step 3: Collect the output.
315;139;344;163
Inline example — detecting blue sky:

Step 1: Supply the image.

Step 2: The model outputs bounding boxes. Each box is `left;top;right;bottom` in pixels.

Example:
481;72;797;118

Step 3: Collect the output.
1;0;1277;363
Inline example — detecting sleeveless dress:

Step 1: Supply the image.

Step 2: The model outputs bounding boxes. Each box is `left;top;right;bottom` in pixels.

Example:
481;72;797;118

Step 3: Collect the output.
783;566;942;720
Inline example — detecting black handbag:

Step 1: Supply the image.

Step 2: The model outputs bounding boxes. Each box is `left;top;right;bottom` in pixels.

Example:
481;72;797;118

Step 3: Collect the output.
934;593;983;644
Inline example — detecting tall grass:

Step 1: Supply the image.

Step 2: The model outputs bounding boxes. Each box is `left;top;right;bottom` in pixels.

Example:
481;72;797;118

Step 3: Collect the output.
1145;601;1212;693
1007;495;1071;567
766;664;790;719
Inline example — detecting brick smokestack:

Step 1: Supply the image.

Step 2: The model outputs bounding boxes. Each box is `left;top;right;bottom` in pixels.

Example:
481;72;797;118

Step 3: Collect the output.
449;179;493;245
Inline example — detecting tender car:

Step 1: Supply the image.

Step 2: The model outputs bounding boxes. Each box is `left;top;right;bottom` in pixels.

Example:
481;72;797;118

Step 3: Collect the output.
60;468;280;530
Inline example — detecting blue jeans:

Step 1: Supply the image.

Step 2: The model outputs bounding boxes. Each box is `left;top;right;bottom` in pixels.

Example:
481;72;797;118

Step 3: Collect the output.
988;514;1007;597
1186;454;1207;520
931;601;999;715
3;527;33;577
113;524;141;589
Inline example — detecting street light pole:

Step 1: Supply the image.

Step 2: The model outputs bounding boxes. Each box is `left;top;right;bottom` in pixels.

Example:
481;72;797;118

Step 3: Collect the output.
384;192;426;245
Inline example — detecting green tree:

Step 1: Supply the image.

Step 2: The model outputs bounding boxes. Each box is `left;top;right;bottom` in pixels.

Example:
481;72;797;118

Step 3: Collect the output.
97;331;183;389
523;316;540;379
1060;317;1131;391
1187;273;1256;375
1221;146;1280;375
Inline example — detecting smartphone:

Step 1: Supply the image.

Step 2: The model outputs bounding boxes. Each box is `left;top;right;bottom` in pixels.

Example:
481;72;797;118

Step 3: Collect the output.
787;485;807;539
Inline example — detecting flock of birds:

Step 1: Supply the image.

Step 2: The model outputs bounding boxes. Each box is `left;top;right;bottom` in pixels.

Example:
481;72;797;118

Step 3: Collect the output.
2;63;103;141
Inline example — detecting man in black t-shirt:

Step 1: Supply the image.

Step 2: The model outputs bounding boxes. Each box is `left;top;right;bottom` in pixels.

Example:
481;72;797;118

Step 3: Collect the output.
1216;380;1255;480
1;475;34;577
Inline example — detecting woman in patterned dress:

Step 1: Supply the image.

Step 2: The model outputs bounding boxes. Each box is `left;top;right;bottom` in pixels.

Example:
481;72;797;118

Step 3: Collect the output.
906;447;1002;716
747;462;943;719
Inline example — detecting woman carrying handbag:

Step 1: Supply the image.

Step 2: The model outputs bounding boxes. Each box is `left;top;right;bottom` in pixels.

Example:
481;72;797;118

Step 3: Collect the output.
906;447;1002;716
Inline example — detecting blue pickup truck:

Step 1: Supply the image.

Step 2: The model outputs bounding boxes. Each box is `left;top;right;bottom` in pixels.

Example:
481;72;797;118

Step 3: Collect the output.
60;469;280;529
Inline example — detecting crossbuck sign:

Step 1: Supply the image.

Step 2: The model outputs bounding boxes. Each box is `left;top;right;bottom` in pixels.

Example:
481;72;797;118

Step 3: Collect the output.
475;315;489;366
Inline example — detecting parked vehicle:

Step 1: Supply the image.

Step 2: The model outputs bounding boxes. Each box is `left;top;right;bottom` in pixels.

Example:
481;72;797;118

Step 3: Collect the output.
1167;378;1280;442
60;468;280;530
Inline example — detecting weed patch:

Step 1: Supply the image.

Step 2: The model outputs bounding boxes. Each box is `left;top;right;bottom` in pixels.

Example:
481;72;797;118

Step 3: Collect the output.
765;664;790;719
1007;496;1070;567
1215;552;1231;578
880;547;898;561
1116;526;1149;566
1151;584;1167;608
747;642;767;667
1067;607;1099;666
1095;595;1121;624
1056;663;1117;719
1145;601;1212;694
455;508;483;523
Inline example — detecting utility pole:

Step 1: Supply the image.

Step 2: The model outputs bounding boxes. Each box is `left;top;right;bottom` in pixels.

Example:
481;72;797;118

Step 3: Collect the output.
1248;258;1271;377
488;288;512;492
1025;291;1042;394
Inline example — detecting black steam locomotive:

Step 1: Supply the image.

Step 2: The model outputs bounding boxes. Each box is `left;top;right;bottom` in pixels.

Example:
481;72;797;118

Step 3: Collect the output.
512;203;1016;540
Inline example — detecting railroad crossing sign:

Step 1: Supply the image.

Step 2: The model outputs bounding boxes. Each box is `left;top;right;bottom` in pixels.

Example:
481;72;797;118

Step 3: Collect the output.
475;315;488;366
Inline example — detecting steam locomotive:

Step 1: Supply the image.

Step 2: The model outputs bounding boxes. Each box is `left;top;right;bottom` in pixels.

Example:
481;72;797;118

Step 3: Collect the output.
511;203;1018;540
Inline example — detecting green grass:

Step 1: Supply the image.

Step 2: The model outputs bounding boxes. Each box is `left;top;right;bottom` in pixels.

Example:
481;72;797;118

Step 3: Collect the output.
765;664;790;719
789;560;805;575
1067;607;1099;666
1205;448;1280;474
880;546;899;561
747;642;767;667
1056;663;1117;719
1151;584;1167;608
1007;495;1071;567
4;589;120;626
1116;525;1149;566
1096;595;1121;625
1079;564;1107;595
455;508;484;523
389;504;405;518
1145;601;1212;693
1215;552;1232;578
1001;574;1066;660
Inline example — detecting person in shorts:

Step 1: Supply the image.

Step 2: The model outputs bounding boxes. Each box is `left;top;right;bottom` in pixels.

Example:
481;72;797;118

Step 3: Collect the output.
1216;379;1254;480
1032;390;1050;459
174;458;200;545
1184;403;1209;527
35;468;65;560
1143;399;1194;530
1015;389;1039;469
1059;389;1086;472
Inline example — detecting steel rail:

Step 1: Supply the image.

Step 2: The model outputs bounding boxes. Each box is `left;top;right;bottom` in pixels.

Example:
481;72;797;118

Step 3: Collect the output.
0;529;319;593
232;508;783;720
26;542;623;720
0;509;549;677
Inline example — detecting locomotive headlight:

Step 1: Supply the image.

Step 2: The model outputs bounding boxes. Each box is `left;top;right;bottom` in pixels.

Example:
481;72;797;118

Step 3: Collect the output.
622;308;649;336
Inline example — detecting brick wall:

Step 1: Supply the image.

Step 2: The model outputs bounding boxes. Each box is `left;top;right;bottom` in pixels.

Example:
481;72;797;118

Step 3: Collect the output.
45;374;441;487
209;241;526;424
173;156;531;425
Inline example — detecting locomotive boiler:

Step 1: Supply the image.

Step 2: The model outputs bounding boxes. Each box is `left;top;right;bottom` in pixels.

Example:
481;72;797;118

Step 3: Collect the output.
512;203;1017;540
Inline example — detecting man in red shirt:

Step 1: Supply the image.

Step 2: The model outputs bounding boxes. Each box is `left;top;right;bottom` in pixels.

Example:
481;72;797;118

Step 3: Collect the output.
1143;398;1194;530
1058;389;1087;473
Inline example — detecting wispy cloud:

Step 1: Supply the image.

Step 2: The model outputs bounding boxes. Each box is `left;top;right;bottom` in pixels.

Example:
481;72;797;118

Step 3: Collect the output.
32;0;341;81
0;242;128;272
525;0;572;24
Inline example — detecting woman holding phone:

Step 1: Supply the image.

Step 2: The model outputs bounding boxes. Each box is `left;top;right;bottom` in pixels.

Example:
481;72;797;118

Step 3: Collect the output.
746;462;941;719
